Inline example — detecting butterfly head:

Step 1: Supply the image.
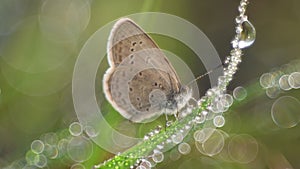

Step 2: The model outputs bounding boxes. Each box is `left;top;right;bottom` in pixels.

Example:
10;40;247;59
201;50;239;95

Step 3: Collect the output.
176;86;192;110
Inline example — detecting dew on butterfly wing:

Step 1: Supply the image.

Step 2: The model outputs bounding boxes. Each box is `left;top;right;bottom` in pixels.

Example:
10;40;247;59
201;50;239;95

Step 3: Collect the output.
271;96;300;128
237;20;256;49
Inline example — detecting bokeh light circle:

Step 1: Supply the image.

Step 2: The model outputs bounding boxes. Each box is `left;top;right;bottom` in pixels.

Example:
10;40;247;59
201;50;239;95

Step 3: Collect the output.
213;115;225;128
34;154;47;168
152;151;164;163
178;142;191;155
228;134;258;164
233;86;247;101
31;140;45;154
279;74;292;91
39;0;91;43
271;96;300;128
69;122;83;137
71;163;85;169
195;128;225;156
67;136;93;162
260;73;275;88
288;72;300;89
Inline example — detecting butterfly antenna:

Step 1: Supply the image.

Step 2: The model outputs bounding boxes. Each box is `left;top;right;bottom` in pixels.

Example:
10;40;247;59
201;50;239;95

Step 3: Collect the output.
186;64;223;87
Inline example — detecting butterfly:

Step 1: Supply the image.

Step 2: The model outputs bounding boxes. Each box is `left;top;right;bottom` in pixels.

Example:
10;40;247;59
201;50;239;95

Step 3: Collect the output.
103;18;192;123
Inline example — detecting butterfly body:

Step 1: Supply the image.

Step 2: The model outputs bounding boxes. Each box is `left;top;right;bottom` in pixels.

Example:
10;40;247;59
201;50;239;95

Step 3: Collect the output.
103;18;191;123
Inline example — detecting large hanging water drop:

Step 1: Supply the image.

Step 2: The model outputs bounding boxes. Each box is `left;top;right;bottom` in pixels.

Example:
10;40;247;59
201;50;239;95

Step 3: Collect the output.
238;20;256;48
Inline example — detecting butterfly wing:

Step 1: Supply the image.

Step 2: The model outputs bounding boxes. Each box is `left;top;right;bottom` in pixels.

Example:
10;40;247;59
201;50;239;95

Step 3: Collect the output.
103;18;182;122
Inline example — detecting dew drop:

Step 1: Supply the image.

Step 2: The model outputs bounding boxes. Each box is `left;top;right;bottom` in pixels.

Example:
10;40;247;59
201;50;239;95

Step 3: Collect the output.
69;122;83;136
233;86;247;101
271;96;300;128
238;20;256;49
31;140;44;154
194;114;205;124
178;142;191;155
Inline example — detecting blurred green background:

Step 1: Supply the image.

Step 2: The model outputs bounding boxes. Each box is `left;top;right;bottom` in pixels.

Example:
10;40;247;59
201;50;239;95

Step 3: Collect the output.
0;0;300;168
